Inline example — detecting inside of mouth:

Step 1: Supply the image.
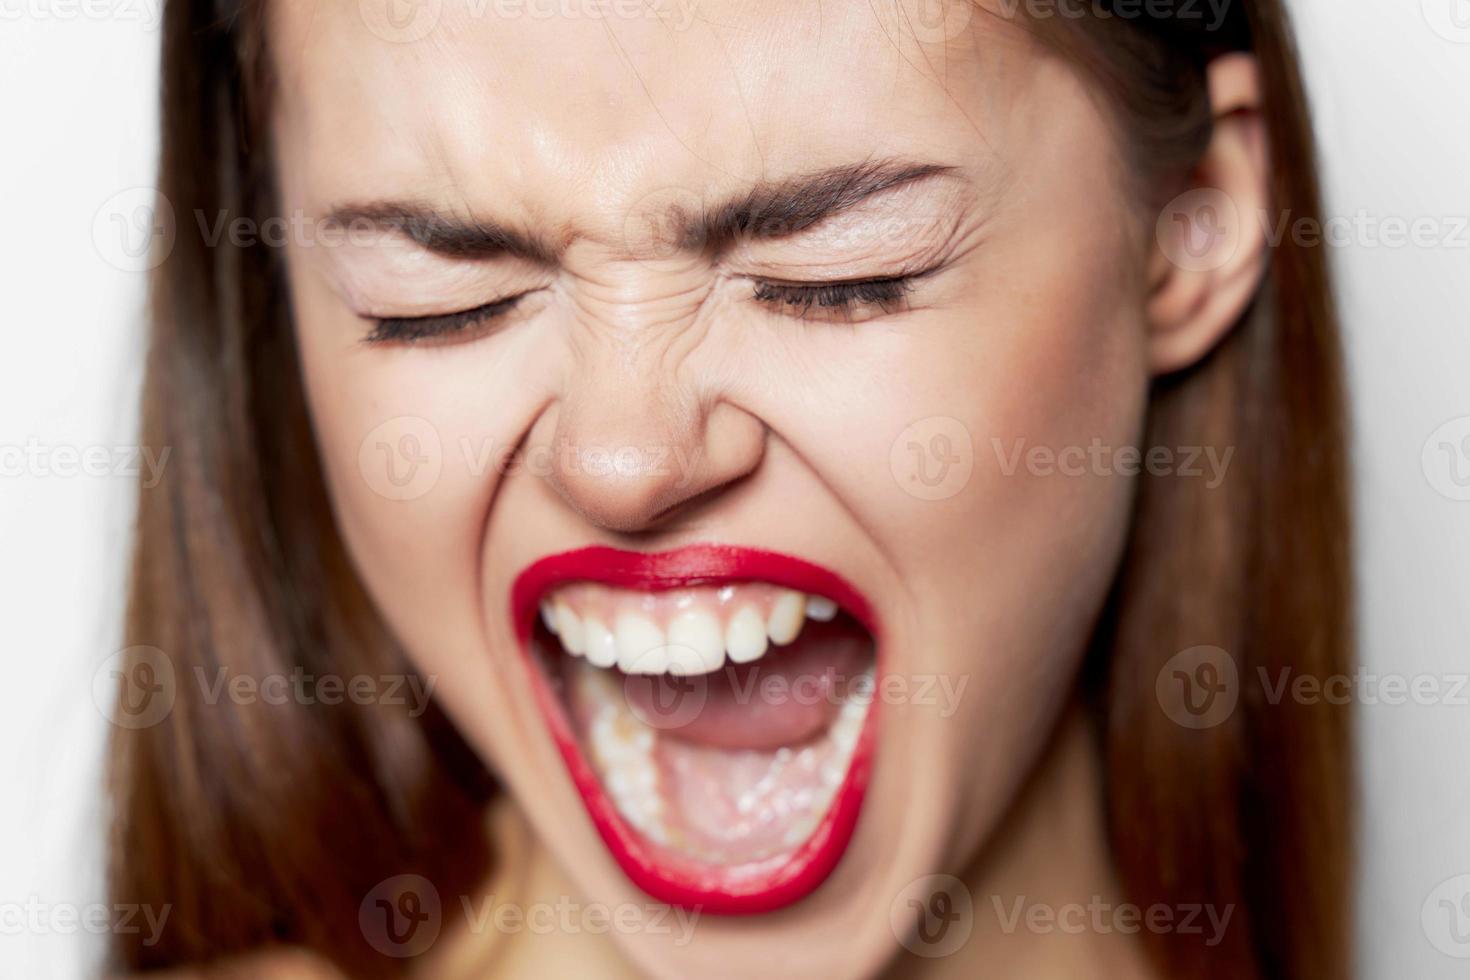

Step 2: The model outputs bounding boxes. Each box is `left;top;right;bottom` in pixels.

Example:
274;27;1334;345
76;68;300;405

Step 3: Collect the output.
531;583;876;872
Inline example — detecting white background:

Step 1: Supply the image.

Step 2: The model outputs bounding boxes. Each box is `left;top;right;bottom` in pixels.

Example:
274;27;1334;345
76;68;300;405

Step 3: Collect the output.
1;1;1468;976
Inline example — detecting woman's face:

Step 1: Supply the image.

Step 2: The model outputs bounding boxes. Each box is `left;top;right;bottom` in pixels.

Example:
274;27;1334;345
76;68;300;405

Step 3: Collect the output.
272;1;1155;974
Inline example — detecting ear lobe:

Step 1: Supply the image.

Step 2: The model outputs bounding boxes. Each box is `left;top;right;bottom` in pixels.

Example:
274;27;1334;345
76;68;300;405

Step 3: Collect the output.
1146;53;1271;376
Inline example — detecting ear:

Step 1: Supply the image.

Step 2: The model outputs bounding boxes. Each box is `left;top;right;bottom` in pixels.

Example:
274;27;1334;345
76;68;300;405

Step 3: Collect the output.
1146;53;1271;376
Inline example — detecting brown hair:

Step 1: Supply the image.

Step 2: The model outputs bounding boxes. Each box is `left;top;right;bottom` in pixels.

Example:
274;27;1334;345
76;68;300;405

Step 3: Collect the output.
109;1;1352;977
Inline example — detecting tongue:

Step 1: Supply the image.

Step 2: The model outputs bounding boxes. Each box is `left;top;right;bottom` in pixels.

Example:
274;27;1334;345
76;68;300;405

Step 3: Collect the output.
622;619;873;751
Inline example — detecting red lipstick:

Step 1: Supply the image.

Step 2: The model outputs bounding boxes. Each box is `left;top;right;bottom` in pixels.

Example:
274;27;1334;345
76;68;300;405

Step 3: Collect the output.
510;544;880;915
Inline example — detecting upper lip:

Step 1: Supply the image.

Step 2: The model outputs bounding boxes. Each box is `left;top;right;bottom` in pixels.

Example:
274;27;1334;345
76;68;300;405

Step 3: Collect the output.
508;543;882;914
510;543;880;642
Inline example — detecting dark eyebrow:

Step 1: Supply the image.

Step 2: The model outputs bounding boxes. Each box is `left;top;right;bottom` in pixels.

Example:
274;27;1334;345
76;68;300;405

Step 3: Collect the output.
691;159;959;250
322;158;958;262
322;203;562;265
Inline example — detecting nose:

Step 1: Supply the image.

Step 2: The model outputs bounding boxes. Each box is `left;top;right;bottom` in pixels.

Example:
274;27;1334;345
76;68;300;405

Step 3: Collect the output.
541;369;766;534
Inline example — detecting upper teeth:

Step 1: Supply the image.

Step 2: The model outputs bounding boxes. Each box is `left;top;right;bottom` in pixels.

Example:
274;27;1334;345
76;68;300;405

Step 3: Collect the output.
540;588;836;676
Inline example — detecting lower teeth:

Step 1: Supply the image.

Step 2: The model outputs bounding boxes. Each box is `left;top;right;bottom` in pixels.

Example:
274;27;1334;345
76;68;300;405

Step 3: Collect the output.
568;661;873;866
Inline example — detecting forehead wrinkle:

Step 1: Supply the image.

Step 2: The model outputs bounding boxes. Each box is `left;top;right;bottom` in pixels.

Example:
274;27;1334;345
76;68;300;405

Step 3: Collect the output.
589;15;767;189
274;0;1035;259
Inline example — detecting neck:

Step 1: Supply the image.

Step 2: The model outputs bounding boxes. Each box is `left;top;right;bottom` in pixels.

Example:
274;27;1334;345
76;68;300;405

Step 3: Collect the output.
885;702;1157;980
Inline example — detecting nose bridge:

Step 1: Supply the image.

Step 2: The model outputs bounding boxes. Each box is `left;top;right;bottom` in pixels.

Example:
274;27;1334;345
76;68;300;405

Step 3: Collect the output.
562;252;710;448
542;271;764;533
558;349;695;473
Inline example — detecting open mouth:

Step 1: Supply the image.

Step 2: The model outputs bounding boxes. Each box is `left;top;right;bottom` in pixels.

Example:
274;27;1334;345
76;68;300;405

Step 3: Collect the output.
511;545;880;914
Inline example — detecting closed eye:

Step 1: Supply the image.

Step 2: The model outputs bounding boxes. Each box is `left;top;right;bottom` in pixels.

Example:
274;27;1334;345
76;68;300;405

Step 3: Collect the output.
364;293;526;344
363;271;921;343
752;275;915;322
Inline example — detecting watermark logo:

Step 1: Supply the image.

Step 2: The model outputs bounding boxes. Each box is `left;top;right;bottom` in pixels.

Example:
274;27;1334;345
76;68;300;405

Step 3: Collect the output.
904;0;973;43
92;187;175;273
891;416;975;501
191;666;437;716
1422;416;1470;501
990;894;1233;946
992;0;1233;31
0;439;171;487
890;874;974;958
93;646;176;730
361;874;443;958
621;185;706;266
460;894;700;940
0;898;170;945
1156;645;1238;729
359;0;442;42
1423;0;1470;43
1156;187;1240;273
0;0;164;29
358;415;444;501
620;644;710;731
991;437;1232;487
1423;873;1470;958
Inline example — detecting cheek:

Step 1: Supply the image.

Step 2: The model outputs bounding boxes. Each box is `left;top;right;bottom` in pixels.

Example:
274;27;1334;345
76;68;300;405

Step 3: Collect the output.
285;258;555;707
803;221;1148;628
782;186;1149;807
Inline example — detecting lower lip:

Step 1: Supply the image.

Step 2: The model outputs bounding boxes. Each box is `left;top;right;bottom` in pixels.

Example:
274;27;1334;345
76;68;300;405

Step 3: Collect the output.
511;544;881;915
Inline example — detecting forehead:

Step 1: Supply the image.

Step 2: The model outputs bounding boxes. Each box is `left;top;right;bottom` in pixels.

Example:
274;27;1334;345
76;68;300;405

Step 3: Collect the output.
269;0;1058;219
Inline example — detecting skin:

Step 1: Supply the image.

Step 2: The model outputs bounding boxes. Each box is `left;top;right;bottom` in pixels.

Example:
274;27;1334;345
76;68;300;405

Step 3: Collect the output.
260;1;1269;977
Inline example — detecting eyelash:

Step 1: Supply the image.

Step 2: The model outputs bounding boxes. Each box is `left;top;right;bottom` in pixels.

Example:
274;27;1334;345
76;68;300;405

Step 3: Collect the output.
364;274;918;343
364;294;523;344
751;275;915;321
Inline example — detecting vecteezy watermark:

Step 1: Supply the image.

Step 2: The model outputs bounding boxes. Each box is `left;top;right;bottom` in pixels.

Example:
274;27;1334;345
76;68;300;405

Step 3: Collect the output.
193;666;436;718
460;894;699;943
1155;647;1470;729
0;439;170;487
1155;645;1239;730
481;0;700;30
993;0;1236;32
889;876;1234;959
618;644;712;731
620;664;968;733
1158;189;1470;272
891;417;975;501
722;668;966;718
1259;209;1470;251
92;647;438;729
93;646;177;730
360;875;701;958
1422;416;1470;501
1257;666;1470;708
1422;0;1470;44
900;0;974;44
620;184;708;265
0;898;170;946
890;874;976;958
0;0;163;29
988;894;1234;947
1156;188;1241;272
92;187;175;272
482;439;705;487
357;416;707;503
991;438;1233;487
1424;873;1470;958
358;0;699;44
358;416;445;502
361;875;442;958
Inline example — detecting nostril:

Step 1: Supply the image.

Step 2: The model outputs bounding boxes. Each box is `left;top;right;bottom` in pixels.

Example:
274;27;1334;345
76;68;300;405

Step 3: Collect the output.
642;470;758;528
